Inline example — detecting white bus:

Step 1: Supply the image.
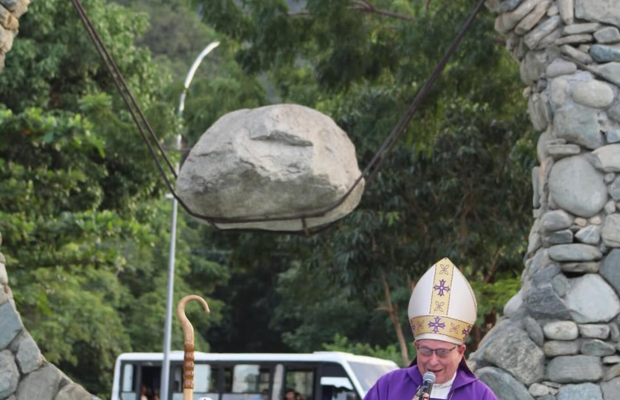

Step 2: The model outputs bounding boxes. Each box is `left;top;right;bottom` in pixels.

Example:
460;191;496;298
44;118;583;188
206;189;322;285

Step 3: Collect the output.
111;351;398;400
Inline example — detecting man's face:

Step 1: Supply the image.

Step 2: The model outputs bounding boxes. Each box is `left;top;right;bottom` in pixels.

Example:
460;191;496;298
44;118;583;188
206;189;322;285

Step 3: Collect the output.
284;391;295;400
415;339;465;384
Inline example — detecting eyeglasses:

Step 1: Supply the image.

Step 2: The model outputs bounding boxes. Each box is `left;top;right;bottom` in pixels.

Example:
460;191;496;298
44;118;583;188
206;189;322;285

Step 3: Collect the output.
416;345;459;358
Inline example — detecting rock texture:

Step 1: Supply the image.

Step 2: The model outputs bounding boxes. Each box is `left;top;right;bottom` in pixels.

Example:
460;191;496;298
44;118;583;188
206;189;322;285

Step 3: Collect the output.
0;237;100;400
176;104;365;231
0;0;26;74
472;0;620;398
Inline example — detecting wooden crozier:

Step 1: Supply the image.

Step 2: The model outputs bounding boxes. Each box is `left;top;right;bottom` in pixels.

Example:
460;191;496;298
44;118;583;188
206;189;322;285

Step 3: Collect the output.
177;295;211;400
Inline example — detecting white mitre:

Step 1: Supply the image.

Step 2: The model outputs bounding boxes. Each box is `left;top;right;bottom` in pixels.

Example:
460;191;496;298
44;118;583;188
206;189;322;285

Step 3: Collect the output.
408;258;477;345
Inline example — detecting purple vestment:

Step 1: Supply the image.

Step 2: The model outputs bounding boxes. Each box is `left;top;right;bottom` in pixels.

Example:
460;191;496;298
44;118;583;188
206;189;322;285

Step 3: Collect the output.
363;360;497;400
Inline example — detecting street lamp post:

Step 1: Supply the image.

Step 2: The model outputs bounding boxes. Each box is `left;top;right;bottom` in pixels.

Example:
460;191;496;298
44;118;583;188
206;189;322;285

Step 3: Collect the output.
160;41;220;400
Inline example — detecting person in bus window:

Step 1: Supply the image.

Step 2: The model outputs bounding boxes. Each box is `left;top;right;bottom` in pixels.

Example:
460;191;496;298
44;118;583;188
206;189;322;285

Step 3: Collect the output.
363;258;498;400
284;389;296;400
140;384;149;400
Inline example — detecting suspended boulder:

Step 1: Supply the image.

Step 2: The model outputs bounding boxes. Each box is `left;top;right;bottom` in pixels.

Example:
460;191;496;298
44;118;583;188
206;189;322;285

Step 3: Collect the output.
176;104;365;231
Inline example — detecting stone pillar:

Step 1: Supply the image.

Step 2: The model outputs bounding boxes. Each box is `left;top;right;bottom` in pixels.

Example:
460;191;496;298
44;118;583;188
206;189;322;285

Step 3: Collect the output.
0;0;28;73
469;1;620;399
0;234;99;400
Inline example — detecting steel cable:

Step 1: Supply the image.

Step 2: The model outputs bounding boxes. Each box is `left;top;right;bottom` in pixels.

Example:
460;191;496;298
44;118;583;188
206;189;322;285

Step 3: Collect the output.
69;0;487;235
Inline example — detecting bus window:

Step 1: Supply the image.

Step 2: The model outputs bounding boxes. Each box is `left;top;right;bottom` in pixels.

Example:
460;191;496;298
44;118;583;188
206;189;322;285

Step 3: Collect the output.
320;363;358;400
121;363;137;400
320;377;358;400
141;366;161;400
223;364;270;400
171;364;218;400
285;369;314;399
119;363;160;400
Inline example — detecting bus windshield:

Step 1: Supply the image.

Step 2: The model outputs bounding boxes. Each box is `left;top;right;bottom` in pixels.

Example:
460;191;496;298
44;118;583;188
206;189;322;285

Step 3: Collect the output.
110;352;399;400
347;361;399;393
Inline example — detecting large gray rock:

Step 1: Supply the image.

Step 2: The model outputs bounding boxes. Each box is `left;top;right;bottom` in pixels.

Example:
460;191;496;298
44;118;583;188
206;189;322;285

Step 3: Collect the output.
556;34;593;46
526;281;571;319
543;340;581;356
528;383;550;397
571;80;615;109
176;104;365;231
504;290;525;318
515;0;551;35
601;249;620;295
561;44;594;65
0;263;7;286
563;22;603;35
605;363;620;381
565;274;620;322
601;377;620;400
0;0;28;18
521;49;551;84
610;177;620;201
590;45;620;63
558;383;603;400
0;302;22;349
554;105;603;150
528;93;550;131
543;320;578;340
546;58;577;78
595;27;620;44
496;0;547;33
54;383;92;400
546;355;603;382
603;214;620;247
542;210;573;231
575;225;601;245
499;0;526;12
581;339;616;356
548;244;602;262
543;229;573;247
593;63;620;87
15;333;43;374
523;316;545;346
579;324;611;339
471;319;517;363
477;367;535;400
562;261;601;273
550;77;571;108
553;273;570;297
15;363;61;400
594;145;620;172
548;156;607;217
544;229;574;246
0;350;19;399
482;324;545;384
575;0;620;28
557;0;574;24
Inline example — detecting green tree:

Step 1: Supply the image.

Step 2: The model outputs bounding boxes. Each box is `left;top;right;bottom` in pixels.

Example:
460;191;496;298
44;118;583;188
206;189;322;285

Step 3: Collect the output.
193;0;534;364
0;0;229;397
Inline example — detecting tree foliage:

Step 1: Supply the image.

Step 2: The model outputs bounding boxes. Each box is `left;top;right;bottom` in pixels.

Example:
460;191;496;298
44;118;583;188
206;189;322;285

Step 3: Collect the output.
193;0;535;359
0;0;537;397
0;0;229;397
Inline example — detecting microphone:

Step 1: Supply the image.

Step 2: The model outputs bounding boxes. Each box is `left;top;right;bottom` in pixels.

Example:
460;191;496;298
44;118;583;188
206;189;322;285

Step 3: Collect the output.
419;371;436;398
